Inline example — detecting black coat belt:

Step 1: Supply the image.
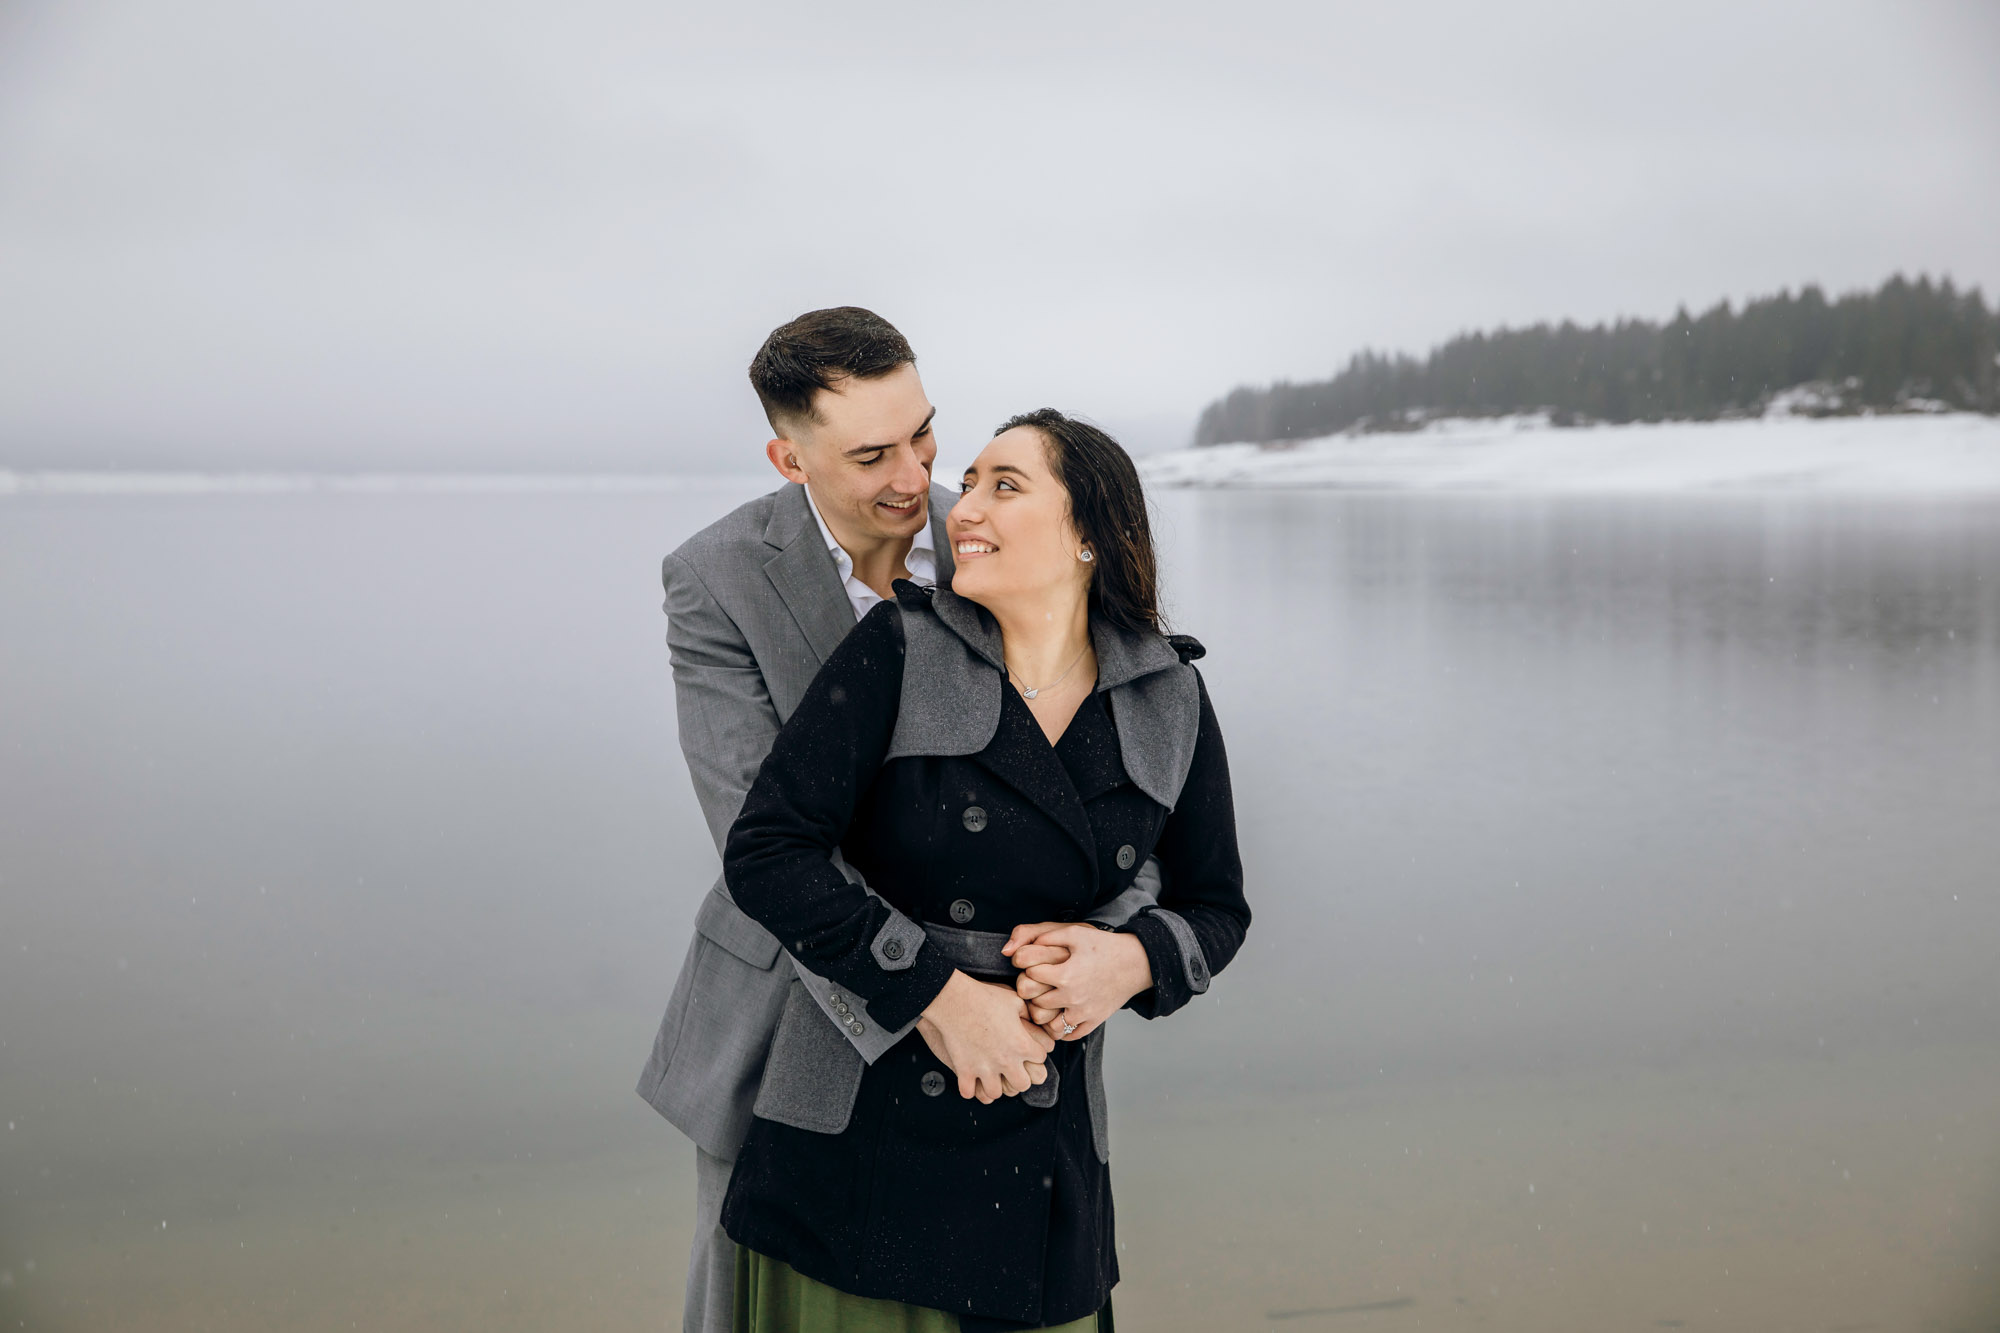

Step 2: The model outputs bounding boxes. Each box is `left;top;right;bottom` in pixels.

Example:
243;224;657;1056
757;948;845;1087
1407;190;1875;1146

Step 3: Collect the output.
920;921;1015;980
919;921;1062;1109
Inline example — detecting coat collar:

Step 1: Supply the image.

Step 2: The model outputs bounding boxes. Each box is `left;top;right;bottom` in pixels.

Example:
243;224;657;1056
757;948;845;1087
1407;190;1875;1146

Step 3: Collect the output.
761;481;960;667
889;585;1202;813
924;588;1183;691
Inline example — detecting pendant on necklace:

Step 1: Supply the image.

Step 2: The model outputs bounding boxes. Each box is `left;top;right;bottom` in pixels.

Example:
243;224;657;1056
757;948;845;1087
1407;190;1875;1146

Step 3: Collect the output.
1022;687;1039;700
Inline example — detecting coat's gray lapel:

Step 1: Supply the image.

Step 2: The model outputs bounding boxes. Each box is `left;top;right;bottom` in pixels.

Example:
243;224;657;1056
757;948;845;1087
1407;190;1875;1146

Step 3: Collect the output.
1092;620;1201;811
762;485;856;666
885;588;1001;760
1103;667;1200;810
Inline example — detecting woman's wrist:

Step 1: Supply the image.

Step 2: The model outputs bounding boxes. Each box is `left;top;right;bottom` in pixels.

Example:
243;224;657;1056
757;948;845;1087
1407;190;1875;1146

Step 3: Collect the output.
1110;931;1154;1003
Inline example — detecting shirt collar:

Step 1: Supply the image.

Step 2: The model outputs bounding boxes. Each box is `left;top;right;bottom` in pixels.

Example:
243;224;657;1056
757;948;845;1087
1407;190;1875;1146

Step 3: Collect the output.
803;484;935;572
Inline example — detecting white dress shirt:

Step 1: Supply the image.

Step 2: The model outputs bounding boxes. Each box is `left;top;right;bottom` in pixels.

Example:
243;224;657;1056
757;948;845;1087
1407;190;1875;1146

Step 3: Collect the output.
804;486;938;622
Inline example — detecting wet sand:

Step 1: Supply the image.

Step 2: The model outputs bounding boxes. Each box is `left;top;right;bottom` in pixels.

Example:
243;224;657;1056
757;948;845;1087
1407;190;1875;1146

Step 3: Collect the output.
1113;1040;2000;1331
9;1038;1997;1330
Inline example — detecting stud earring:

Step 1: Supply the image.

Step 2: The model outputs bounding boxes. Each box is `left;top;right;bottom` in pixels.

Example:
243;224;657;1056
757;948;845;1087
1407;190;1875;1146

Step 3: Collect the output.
1078;550;1094;562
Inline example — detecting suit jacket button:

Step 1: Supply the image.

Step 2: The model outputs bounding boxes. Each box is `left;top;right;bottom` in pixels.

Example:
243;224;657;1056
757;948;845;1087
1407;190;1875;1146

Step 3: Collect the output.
848;1020;866;1035
1115;844;1137;870
949;899;975;925
921;1070;947;1097
881;937;904;960
961;806;988;833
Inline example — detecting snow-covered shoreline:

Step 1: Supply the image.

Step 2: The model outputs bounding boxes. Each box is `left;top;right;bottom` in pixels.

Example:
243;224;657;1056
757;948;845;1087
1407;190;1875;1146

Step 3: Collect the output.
1141;412;2000;494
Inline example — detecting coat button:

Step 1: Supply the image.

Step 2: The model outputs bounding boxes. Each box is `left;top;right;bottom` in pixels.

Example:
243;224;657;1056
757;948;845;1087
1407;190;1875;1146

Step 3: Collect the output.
1115;844;1137;870
882;937;904;960
949;899;975;925
921;1070;947;1097
848;1020;866;1035
961;806;988;833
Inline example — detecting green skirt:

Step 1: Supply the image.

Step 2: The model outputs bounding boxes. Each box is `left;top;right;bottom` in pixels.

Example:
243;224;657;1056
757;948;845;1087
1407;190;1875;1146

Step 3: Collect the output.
734;1247;1111;1333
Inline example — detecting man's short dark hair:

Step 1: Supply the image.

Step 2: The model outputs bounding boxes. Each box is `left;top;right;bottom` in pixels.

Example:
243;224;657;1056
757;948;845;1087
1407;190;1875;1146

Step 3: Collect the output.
748;307;916;433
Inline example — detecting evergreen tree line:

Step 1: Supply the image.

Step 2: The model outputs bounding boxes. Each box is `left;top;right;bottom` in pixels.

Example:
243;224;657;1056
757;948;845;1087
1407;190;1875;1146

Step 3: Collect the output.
1193;274;2000;446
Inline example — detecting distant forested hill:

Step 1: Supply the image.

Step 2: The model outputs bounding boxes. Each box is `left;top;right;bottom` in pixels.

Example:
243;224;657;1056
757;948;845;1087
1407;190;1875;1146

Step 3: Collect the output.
1193;275;2000;446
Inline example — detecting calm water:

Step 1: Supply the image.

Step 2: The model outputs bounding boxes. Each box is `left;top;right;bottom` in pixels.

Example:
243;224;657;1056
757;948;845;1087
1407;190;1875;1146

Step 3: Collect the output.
2;482;1997;1331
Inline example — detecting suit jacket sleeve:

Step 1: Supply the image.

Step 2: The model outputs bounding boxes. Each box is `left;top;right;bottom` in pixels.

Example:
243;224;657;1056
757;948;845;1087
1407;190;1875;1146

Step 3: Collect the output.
1120;671;1251;1019
724;602;957;1031
663;551;782;855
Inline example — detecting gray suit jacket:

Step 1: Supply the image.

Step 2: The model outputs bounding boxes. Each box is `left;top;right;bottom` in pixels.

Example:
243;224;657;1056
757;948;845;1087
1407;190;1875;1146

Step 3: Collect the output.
635;479;1159;1159
635;480;959;1157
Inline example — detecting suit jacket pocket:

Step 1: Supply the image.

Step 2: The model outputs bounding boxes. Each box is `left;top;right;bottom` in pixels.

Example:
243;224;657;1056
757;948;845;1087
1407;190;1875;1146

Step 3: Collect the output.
695;882;783;970
752;977;866;1134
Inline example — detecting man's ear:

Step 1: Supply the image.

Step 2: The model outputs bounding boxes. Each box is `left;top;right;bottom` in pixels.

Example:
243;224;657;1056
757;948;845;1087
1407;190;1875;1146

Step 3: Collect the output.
765;437;810;485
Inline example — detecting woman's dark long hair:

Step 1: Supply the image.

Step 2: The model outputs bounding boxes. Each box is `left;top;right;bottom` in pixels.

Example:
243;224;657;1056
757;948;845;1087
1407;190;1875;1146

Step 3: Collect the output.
994;408;1161;635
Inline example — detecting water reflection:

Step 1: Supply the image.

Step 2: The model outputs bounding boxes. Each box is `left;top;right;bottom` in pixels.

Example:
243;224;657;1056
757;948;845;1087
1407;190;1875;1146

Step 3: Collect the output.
1;485;1996;1330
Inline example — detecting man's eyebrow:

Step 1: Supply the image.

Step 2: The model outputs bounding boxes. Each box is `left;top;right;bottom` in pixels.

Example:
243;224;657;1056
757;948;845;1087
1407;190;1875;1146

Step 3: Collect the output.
844;407;937;458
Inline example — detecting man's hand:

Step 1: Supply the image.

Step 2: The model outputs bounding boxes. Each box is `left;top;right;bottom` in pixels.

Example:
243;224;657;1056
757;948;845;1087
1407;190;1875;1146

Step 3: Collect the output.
1003;922;1154;1041
916;971;1056;1103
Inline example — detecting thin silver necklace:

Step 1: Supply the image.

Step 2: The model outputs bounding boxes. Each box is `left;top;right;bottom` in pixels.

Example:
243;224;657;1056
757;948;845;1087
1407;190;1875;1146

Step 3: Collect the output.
1006;643;1090;700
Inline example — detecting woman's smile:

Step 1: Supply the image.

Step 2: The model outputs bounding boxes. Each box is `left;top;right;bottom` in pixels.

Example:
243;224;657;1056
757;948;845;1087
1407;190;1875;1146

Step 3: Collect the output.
955;538;998;558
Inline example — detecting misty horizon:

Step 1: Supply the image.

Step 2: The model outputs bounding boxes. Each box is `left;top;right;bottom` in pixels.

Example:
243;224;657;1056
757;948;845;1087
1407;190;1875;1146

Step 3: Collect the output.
3;2;1997;475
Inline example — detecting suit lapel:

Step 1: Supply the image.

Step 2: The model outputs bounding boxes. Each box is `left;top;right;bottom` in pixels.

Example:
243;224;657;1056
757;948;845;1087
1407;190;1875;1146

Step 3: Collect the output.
762;484;857;666
764;480;960;667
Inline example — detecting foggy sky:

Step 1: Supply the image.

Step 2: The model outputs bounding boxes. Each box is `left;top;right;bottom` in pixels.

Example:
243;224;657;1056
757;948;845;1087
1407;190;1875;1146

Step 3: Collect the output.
2;0;1996;473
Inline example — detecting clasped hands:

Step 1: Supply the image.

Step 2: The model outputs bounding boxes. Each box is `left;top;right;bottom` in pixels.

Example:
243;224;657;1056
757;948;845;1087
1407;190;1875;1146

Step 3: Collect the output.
915;923;1153;1104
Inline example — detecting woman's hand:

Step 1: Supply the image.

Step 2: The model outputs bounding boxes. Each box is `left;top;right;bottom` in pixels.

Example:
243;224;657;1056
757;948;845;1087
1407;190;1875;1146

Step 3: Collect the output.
916;970;1056;1103
1003;923;1154;1041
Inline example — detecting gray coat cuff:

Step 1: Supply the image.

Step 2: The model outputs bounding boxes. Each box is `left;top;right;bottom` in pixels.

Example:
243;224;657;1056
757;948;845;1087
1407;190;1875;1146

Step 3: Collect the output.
1120;906;1212;1019
870;910;925;971
1151;908;1211;994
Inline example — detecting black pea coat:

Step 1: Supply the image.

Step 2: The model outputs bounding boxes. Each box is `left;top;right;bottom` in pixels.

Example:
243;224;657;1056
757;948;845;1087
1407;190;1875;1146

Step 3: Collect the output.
719;583;1249;1331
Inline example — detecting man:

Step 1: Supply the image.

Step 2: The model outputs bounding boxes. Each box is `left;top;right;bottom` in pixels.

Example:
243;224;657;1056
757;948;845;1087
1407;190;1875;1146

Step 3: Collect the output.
636;307;1156;1331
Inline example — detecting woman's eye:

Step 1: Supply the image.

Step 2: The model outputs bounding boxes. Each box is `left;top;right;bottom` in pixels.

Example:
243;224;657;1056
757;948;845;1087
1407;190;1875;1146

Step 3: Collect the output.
957;480;974;493
996;479;1017;492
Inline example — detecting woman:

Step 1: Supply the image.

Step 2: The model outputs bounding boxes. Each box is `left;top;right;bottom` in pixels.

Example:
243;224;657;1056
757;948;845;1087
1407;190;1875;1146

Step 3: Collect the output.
719;409;1249;1331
